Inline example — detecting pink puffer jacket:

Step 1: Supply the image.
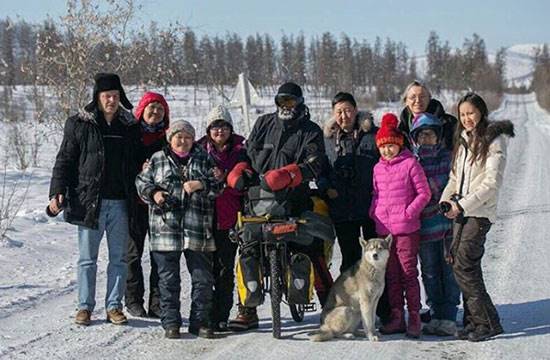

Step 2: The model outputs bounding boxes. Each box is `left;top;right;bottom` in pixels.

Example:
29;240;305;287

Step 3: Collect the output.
369;149;431;236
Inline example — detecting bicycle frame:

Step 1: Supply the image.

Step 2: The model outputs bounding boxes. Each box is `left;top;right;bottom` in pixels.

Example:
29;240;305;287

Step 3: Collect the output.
235;211;311;338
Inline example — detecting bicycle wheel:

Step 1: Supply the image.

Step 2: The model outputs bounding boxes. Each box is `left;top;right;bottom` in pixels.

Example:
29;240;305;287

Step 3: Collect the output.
269;247;282;339
289;303;305;322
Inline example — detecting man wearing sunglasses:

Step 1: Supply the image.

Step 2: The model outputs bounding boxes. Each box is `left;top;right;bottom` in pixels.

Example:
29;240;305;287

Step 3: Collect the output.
226;82;329;331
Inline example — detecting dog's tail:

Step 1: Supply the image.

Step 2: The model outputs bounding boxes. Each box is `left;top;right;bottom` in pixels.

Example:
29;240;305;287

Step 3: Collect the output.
310;329;334;342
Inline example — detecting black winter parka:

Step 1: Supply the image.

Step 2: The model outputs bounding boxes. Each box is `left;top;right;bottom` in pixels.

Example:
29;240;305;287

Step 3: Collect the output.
246;107;325;215
49;108;141;229
320;111;379;223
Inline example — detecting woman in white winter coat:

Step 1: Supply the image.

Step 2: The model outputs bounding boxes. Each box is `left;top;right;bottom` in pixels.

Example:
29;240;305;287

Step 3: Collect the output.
440;92;514;342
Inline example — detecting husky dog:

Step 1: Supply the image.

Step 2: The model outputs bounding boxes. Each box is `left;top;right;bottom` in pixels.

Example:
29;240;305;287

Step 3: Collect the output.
310;235;392;342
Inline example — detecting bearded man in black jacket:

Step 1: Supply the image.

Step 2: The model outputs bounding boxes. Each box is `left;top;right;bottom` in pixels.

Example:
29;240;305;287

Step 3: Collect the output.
225;82;330;331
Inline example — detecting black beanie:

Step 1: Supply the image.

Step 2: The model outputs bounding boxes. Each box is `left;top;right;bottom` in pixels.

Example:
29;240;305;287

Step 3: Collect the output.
276;82;303;98
84;73;133;112
275;82;304;107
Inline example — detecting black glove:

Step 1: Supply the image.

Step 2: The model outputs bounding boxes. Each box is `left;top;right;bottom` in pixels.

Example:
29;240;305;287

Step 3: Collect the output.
299;154;323;181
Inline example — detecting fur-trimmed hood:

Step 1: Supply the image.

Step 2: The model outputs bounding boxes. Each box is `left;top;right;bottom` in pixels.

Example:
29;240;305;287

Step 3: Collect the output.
77;107;137;127
460;120;515;144
323;110;374;138
486;120;515;142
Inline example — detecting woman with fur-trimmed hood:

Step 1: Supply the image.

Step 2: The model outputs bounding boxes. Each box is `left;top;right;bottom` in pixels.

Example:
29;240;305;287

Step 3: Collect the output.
319;92;379;273
440;92;514;342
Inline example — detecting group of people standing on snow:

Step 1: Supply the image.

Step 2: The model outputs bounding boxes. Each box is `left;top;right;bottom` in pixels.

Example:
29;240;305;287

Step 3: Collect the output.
47;72;513;342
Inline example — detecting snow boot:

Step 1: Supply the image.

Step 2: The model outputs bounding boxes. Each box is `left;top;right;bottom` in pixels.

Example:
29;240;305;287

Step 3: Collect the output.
457;322;476;340
165;327;181;339
467;324;503;342
106;309;128;325
435;320;457;337
422;319;441;335
379;309;406;334
75;309;91;326
406;311;421;338
188;325;217;339
227;305;259;332
126;303;147;318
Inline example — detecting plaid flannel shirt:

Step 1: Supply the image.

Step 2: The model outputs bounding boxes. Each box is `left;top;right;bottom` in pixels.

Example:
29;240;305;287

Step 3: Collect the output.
136;144;220;252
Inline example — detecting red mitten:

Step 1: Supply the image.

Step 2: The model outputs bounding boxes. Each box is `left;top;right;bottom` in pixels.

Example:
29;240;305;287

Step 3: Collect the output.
282;163;303;187
262;164;303;191
227;162;252;190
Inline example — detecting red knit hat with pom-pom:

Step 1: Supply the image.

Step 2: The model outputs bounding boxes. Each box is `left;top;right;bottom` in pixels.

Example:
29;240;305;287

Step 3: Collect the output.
375;113;404;148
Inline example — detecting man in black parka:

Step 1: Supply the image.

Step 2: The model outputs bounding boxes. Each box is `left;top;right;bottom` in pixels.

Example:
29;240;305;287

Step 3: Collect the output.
48;73;141;326
225;82;328;331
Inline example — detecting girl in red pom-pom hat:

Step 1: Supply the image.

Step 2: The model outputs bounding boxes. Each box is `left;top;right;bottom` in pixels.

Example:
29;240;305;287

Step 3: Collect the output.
370;113;432;338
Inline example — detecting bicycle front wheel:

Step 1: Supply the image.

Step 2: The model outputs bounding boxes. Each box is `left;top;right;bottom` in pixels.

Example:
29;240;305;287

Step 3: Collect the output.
269;247;282;339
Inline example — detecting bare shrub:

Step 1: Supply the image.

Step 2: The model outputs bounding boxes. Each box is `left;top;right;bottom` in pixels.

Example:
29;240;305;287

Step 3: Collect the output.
6;122;42;170
36;0;142;127
0;162;31;244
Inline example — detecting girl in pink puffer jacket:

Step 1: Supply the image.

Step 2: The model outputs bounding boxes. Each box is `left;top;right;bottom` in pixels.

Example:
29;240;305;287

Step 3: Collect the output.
369;113;431;338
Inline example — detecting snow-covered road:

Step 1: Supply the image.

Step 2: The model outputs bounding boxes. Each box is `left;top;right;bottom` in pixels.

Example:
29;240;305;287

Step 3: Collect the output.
1;93;549;359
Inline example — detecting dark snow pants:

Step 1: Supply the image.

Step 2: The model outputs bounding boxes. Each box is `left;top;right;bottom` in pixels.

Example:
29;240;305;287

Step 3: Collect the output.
451;217;502;330
334;219;377;273
184;249;215;330
126;204;160;310
153;250;215;330
211;228;238;325
152;251;183;329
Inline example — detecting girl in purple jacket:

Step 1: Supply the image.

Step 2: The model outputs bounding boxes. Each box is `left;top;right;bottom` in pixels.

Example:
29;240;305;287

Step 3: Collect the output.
369;113;431;338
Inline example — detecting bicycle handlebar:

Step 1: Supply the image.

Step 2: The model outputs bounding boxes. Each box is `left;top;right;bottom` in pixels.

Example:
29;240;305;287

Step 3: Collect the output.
236;212;307;229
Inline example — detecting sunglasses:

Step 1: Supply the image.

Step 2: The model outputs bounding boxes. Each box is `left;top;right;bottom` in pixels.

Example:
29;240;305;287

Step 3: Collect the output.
276;94;301;109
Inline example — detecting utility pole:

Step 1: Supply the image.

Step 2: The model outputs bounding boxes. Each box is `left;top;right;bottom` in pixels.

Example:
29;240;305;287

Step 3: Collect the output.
238;72;252;133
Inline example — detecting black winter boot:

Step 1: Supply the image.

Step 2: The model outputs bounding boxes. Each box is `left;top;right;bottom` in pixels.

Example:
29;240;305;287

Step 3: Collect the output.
126;303;147;318
467;324;503;342
165;327;181;339
456;322;476;340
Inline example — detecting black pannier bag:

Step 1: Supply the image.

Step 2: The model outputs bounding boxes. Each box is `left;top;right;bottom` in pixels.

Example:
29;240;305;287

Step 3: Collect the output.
286;253;314;304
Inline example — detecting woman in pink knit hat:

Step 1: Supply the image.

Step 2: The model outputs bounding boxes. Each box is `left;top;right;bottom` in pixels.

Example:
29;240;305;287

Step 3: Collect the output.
125;91;170;319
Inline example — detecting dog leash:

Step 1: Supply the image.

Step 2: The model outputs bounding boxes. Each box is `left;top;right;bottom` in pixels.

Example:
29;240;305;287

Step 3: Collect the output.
450;137;468;260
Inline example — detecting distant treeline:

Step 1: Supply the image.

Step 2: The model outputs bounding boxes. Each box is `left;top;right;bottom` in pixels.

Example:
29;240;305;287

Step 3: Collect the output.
0;2;505;107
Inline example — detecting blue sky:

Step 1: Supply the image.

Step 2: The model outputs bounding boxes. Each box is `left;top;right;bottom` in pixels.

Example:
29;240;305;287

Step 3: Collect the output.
1;0;548;54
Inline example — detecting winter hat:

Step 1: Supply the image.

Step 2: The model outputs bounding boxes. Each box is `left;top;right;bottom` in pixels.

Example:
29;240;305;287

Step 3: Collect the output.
275;82;304;107
410;113;442;142
375;113;404;148
166;119;196;141
84;73;133;112
134;91;170;125
205;105;233;131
